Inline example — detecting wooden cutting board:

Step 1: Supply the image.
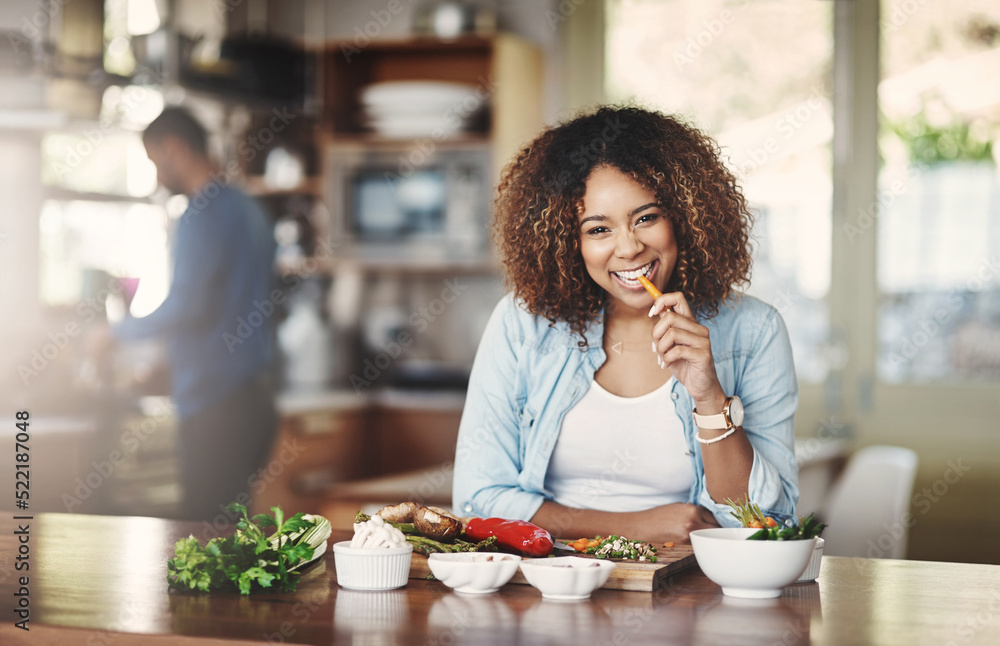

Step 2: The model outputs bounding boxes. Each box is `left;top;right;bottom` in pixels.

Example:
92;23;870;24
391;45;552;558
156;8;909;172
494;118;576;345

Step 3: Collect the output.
409;544;696;592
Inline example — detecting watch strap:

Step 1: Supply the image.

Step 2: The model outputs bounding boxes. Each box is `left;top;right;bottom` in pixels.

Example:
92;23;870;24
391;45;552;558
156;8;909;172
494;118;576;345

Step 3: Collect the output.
692;396;735;430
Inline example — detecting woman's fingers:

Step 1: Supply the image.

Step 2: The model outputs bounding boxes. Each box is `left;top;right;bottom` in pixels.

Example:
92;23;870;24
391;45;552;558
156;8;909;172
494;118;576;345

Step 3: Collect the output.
653;326;709;357
649;291;694;319
651;311;708;342
660;344;708;368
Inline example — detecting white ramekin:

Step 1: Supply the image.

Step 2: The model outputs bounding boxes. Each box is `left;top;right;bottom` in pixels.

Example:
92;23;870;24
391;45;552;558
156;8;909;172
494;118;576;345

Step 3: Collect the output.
333;541;413;591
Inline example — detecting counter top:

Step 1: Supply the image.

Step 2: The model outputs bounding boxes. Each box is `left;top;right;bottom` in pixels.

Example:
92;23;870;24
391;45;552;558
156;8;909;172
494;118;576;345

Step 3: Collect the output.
277;388;465;415
2;513;999;645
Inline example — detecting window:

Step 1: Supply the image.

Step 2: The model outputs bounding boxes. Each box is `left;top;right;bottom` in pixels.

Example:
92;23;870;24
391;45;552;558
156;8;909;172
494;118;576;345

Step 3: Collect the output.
877;1;1000;383
606;0;835;383
39;83;169;318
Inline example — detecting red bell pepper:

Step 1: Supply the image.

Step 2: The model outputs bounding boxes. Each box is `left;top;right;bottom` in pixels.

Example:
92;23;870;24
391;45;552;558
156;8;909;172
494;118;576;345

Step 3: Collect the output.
463;517;554;557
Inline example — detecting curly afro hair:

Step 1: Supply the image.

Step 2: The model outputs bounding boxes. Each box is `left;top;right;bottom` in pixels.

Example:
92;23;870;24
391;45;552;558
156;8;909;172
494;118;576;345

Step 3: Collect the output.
494;105;754;347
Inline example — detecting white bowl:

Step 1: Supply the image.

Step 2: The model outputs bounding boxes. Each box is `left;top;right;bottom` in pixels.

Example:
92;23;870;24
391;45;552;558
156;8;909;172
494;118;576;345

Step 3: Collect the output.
795;537;824;583
518;556;616;601
690;528;816;598
427;552;522;594
332;541;413;591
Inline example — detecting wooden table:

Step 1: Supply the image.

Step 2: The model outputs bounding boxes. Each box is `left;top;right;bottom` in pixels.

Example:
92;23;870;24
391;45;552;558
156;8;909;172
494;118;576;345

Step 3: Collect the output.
1;513;998;645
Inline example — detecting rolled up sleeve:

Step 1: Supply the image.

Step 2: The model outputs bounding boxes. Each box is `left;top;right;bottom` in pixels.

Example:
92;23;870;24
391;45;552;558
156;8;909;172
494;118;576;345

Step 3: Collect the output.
452;297;546;521
699;306;800;526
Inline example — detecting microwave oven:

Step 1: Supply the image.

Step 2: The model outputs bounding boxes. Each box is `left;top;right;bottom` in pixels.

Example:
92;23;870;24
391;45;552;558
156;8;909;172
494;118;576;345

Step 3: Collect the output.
325;142;492;250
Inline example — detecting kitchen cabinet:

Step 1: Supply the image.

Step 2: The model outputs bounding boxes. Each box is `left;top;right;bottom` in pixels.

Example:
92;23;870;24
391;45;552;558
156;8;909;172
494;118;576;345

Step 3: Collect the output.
254;390;464;519
252;392;371;515
370;390;464;475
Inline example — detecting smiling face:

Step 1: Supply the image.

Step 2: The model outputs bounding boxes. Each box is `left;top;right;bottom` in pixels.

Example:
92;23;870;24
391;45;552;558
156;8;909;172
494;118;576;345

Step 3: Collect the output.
578;165;677;313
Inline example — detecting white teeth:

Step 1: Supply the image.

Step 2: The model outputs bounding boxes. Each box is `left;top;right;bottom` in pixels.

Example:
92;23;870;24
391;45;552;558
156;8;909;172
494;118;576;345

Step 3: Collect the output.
613;262;653;282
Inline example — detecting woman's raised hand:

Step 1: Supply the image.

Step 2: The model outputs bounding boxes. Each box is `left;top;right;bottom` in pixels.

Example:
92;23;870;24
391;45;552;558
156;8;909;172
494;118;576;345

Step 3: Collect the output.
649;292;726;411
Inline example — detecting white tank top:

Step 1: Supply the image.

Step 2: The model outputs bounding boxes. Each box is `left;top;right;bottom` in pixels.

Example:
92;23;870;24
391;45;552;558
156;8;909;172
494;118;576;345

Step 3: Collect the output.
544;377;694;512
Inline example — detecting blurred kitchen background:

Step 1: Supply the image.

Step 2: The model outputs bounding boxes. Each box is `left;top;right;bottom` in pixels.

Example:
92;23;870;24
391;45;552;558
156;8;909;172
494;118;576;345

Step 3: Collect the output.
0;0;998;564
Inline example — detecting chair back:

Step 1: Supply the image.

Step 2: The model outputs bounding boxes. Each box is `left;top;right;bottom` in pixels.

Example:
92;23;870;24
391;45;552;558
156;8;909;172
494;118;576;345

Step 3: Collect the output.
822;445;919;559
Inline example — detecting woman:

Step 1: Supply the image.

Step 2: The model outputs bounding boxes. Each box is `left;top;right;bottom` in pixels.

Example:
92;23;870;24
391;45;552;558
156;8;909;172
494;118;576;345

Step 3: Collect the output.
452;106;798;543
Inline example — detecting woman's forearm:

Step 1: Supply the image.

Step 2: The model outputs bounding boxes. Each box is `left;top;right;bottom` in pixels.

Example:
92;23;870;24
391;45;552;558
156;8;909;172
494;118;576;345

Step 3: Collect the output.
697;426;754;503
530;500;718;544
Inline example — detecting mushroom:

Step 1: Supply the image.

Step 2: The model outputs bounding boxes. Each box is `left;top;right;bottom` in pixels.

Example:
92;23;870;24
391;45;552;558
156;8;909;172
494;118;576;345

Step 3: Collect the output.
413;505;462;541
376;501;419;523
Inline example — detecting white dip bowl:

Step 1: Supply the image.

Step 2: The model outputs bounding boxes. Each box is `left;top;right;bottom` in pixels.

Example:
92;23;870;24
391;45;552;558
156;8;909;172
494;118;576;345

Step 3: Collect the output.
427;552;522;594
333;541;413;591
690;528;816;598
518;556;616;601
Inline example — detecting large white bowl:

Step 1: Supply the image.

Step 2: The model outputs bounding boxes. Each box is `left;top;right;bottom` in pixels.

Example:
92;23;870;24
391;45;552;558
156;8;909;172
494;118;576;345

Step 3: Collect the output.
333;541;413;591
690;528;816;598
427;552;522;594
518;556;616;601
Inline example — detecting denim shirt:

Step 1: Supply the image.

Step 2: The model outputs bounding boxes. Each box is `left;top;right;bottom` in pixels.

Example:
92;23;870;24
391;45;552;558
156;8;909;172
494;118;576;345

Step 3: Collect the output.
452;292;799;528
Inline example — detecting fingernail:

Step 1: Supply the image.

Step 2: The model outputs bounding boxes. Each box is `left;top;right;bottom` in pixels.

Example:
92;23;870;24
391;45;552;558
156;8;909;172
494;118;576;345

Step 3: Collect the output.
648;305;657;317
651;341;656;352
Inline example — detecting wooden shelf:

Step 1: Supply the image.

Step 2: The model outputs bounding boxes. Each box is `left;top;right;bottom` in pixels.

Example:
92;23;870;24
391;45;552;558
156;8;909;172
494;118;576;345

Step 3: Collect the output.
276;246;500;277
242;175;322;197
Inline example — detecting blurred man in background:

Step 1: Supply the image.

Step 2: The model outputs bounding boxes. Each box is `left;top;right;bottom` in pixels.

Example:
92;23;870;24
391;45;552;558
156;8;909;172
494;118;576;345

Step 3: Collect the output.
92;107;278;521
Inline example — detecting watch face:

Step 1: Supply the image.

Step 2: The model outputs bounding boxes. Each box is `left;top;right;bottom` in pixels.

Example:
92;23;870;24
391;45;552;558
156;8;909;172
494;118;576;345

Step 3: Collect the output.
729;396;744;427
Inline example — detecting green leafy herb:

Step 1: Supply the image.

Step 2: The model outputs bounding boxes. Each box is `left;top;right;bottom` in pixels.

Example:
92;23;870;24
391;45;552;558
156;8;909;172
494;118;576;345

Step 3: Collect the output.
167;502;331;595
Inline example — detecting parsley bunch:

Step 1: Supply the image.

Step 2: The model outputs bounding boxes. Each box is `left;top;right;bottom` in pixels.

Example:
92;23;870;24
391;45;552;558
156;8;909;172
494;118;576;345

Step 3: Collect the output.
167;503;330;595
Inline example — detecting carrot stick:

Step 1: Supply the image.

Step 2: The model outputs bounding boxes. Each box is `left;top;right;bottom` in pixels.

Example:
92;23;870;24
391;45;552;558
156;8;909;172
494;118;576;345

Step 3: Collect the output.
637;275;662;299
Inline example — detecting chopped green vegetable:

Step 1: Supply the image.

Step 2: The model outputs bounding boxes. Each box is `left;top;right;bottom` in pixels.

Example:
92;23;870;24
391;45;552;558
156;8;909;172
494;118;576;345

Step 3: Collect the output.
167;502;331;595
584;535;657;562
746;514;827;541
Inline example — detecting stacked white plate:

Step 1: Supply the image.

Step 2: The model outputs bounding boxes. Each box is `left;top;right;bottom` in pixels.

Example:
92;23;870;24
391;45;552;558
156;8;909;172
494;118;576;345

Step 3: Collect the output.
359;80;486;139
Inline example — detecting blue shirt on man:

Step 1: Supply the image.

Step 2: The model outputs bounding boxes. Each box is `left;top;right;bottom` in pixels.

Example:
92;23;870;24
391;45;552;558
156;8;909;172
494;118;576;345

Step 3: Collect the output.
114;184;276;419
